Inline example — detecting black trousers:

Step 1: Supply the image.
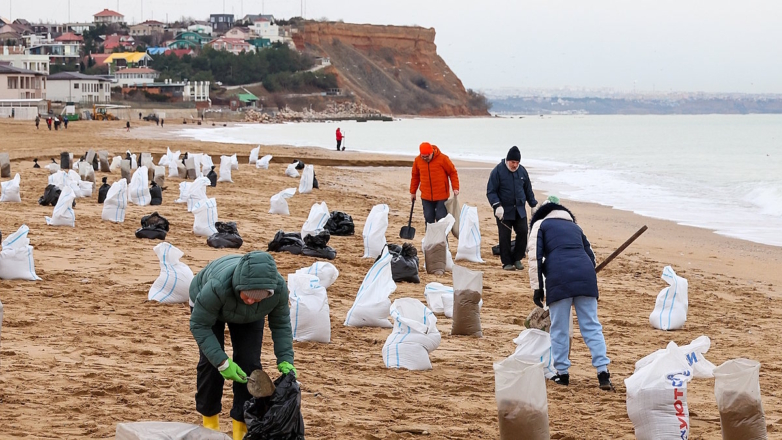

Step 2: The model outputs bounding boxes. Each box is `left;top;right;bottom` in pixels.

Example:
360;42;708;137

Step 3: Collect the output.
195;316;265;422
496;215;528;266
336;139;342;150
421;199;447;224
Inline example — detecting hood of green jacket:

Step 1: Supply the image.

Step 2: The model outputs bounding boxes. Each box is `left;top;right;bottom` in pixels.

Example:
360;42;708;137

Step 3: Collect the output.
232;251;282;293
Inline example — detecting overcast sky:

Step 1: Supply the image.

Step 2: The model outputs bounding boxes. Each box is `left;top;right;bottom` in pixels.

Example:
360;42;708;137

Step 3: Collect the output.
5;0;782;93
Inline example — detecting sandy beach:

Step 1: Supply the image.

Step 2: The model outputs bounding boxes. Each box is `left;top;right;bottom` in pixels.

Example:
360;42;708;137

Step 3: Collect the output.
1;118;780;439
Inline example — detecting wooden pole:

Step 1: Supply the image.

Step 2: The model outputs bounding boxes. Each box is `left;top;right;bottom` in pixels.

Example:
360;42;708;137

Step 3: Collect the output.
595;225;648;273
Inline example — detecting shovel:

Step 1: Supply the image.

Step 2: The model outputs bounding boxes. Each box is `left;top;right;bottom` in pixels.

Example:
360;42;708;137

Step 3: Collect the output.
399;200;416;240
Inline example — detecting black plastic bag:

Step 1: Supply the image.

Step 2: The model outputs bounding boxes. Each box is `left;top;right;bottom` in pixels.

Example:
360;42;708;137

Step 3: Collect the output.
135;212;169;240
324;211;355;236
244;373;305;440
313;175;319;189
293;160;305;170
267;231;304;255
97;178;110;204
206;165;217;187
382;243;420;283
207;221;244;249
149;181;162;205
38;184;61;206
491;240;516;256
302;230;336;260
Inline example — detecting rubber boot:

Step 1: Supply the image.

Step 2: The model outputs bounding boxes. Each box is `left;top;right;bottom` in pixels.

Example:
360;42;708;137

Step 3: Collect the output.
232;419;247;440
203;415;219;431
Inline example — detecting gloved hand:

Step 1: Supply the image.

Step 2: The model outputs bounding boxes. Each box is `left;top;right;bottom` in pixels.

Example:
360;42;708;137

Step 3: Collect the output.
277;361;297;378
533;289;545;308
494;206;504;219
218;359;247;383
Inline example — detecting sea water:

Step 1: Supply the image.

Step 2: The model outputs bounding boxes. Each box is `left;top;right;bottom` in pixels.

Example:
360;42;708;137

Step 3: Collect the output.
175;115;782;247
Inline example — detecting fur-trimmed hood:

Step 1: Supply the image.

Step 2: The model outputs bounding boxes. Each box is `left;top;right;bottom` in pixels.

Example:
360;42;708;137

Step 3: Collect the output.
530;201;576;226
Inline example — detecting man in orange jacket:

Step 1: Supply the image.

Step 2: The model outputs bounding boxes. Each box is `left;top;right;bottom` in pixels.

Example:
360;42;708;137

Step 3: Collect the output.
410;142;460;224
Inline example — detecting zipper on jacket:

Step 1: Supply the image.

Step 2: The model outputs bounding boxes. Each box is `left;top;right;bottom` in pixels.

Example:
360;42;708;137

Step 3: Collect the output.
427;161;435;201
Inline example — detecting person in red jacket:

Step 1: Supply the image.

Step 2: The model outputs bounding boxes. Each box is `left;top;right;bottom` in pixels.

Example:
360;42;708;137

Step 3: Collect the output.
410;142;460;224
336;128;344;151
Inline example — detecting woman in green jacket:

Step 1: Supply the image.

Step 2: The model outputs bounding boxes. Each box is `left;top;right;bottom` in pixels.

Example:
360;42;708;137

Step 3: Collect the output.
190;251;296;440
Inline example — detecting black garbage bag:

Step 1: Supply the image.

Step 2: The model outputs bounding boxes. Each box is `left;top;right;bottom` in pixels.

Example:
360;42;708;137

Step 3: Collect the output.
38;184;61;206
206;165;217;187
324;211;355;236
244;372;305;440
313;175;319;189
135;212;169;240
491;240;516;256
97;177;110;204
293;160;305;170
267;231;304;255
381;243;420;283
207;221;244;249
302;230;336;260
149;181;162;205
33;158;40;168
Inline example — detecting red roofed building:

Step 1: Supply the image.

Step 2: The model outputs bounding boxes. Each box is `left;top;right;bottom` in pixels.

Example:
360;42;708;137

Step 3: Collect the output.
93;9;125;25
102;34;136;53
165;49;195;58
54;32;84;43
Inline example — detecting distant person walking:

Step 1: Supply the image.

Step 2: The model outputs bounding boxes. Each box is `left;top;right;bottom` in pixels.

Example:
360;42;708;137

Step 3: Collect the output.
161;119;165;127
46;117;52;130
62;116;68;129
139;112;142;120
336;127;344;151
126;121;131;132
410;142;460;224
35;115;40;129
486;146;538;270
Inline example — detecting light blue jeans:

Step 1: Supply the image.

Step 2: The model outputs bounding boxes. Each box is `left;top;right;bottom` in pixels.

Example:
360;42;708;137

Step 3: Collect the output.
548;296;610;375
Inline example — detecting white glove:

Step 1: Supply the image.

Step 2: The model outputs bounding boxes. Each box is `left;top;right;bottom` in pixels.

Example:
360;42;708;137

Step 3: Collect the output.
494;206;504;219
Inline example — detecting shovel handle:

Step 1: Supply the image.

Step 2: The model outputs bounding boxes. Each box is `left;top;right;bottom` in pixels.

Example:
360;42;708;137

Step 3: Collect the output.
595;225;648;273
407;200;415;227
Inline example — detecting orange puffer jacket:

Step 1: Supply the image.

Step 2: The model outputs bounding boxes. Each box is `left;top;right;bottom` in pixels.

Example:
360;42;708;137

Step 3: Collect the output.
410;145;459;201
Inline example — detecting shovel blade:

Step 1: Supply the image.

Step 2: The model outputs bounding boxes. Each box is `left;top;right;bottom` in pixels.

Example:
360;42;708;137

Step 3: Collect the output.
399;225;416;240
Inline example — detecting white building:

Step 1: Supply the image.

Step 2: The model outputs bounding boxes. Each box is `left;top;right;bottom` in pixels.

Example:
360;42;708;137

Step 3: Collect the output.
187;23;212;36
0;51;50;74
115;67;159;87
251;18;283;43
47;71;111;103
93;9;125;25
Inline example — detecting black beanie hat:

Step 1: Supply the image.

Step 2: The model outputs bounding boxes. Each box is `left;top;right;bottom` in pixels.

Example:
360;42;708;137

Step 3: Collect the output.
507;146;521;162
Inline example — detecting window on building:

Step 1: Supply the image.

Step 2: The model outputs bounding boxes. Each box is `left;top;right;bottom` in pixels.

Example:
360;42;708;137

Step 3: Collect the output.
75;83;80;89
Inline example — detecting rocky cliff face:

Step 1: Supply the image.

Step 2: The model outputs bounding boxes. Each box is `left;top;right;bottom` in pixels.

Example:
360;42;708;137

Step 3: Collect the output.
294;21;489;116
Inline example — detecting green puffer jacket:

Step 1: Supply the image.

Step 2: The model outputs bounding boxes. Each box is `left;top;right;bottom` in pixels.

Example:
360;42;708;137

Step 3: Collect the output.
189;252;294;368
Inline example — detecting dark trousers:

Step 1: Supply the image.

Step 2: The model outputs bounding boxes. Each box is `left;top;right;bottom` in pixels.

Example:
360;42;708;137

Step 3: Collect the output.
336;139;342;150
195;317;265;422
497;215;528;266
422;199;447;224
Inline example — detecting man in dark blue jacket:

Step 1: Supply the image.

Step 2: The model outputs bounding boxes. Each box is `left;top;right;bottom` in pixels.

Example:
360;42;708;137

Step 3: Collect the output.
528;197;613;391
486;146;538;270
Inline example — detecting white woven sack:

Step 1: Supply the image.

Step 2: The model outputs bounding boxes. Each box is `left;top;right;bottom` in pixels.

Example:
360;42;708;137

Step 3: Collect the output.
128;166;151;206
0;224;42;281
269;188;296;215
626;341;693;440
78;161;95;183
218;156;233;183
185;177;210;212
148;242;194;304
442;293;454;318
45;184;76;227
455;205;484;263
192;197;218;236
102;179;128;223
424;282;453;314
230;153;238;170
249;146;260;164
344;248;396;328
175;181;191;204
116;422;231;440
47;162;59;174
382;298;441;370
158;148;172;166
511;329;557;379
285;163;299;178
0;173;21;202
362;204;389;258
422;214;455;273
299;165;314;194
494;357;551;440
296;262;339;289
79;181;94;198
126;151;138;169
301;202;329;239
257;155;273;169
635;336;716;379
109;156;123;172
288;273;331;343
650;266;688;330
65;170;83;198
168;150;181;177
200;154;214;175
190;153;203;178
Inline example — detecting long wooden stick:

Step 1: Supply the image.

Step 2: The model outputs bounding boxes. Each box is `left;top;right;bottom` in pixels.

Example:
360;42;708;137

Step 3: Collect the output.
595;225;648;273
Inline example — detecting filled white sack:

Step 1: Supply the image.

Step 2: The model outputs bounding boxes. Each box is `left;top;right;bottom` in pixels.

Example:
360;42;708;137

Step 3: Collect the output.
126;150;138;169
382;298;441;370
168;150;182;177
455;204;484;263
626;341;693;440
79;181;94;198
269;188;296;215
362;204;389;259
422;214;455;273
102;179;129;223
148;243;194;304
511;328;557;379
190;153;204;178
47;162;60;174
0;224;42;281
45;184;76;227
230;153;239;170
116;422;231;440
494;357;551;440
299;165;314;194
64;170;83;198
344;248;396;328
192;197;218;237
301;202;329;239
249;146;260;164
634;335;717;379
200;154;214;175
184;177;210;212
218;155;233;183
128;166;151;206
109;155;123;172
257;155;273;169
0;173;21;202
288;273;331;343
713;358;767;439
158;148;172;166
175;181;190;204
424;282;453;315
78;161;95;183
442;292;454;318
296;261;339;289
285;163;299;178
650;266;688;331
